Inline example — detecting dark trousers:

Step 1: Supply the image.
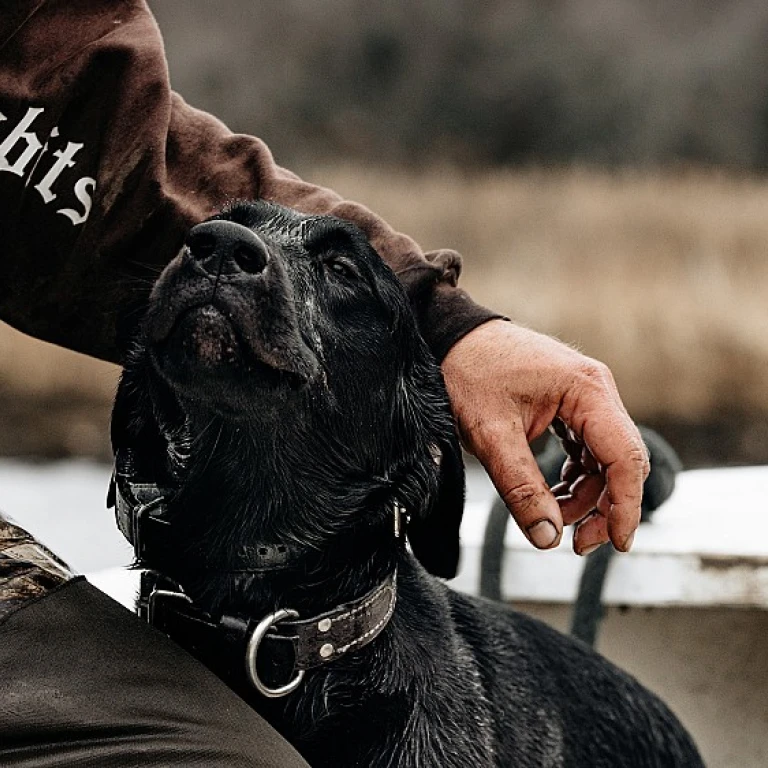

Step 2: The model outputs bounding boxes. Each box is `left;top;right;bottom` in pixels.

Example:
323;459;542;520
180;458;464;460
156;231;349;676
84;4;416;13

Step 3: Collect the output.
0;577;310;767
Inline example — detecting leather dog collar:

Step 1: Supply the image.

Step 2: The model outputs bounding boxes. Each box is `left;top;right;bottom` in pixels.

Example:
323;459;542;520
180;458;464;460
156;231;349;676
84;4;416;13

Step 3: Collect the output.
140;568;397;698
111;449;405;697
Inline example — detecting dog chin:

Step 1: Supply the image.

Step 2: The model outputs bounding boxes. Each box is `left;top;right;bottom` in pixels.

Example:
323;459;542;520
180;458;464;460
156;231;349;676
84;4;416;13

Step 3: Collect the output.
149;306;312;413
164;305;242;368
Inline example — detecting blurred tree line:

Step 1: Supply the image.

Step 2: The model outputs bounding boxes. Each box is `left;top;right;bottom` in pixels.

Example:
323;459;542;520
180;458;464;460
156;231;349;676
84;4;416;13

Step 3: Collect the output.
152;0;768;170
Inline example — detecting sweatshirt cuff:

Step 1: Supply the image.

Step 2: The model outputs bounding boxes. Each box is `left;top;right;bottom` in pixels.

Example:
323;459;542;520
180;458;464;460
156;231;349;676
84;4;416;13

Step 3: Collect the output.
415;282;503;363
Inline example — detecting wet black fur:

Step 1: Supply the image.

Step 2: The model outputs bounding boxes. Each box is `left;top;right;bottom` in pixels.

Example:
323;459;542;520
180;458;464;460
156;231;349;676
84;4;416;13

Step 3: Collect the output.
113;201;703;768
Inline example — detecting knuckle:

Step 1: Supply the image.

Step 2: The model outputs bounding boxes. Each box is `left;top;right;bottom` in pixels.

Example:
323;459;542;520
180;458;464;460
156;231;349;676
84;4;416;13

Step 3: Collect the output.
627;445;651;476
501;482;544;516
608;445;649;504
579;359;615;390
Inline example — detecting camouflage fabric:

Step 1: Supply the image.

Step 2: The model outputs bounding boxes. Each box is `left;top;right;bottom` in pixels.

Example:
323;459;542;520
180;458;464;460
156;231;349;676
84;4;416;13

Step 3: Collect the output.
0;514;76;624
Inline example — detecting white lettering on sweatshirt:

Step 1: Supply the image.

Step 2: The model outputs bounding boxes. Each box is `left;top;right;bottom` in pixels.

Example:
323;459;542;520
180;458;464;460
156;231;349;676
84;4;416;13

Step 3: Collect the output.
0;107;95;226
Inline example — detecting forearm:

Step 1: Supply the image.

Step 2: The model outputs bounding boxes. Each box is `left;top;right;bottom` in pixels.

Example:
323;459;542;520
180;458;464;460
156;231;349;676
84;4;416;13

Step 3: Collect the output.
0;0;497;363
168;95;500;360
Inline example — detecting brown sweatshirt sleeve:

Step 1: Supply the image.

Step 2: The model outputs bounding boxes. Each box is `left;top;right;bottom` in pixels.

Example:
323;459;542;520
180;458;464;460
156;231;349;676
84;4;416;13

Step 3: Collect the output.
0;0;498;365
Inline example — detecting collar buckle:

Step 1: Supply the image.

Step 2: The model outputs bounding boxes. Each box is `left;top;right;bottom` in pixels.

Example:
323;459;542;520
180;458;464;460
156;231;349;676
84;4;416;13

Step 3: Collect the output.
112;451;173;563
137;570;192;624
132;496;169;562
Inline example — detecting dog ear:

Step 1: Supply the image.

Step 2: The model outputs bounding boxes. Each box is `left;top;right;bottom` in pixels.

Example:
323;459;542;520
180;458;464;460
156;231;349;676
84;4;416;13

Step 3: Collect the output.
111;374;135;453
393;345;466;579
110;366;154;454
110;361;171;481
406;426;465;579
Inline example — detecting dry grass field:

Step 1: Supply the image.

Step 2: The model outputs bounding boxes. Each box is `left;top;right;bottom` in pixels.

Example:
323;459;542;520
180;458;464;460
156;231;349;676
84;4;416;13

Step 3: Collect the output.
1;166;767;463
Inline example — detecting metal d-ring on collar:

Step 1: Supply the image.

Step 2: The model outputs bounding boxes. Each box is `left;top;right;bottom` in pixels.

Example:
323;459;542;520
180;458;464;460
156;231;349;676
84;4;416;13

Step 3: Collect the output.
243;570;397;698
246;608;305;697
111;449;404;698
140;567;398;699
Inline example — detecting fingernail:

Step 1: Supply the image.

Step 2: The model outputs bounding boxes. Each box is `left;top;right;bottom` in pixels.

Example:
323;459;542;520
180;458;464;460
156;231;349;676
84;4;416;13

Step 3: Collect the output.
621;531;635;552
527;519;559;549
577;542;604;557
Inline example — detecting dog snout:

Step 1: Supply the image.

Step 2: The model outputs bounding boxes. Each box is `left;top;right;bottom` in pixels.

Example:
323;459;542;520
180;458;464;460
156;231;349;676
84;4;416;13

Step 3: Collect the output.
186;220;270;276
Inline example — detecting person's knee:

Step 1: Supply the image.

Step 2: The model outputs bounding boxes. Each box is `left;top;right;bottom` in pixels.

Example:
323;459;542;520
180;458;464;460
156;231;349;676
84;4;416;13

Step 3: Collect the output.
0;534;308;768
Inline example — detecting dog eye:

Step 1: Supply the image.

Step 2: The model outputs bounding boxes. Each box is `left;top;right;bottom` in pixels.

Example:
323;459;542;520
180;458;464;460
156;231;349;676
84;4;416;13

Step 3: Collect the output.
324;256;358;280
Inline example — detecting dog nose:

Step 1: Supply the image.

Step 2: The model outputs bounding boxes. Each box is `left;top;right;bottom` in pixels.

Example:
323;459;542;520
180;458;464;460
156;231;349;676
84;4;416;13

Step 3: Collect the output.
186;220;270;275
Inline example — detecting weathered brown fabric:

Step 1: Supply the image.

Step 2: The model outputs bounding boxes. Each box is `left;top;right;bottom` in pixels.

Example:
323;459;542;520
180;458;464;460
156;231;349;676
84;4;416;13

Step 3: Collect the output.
0;0;498;364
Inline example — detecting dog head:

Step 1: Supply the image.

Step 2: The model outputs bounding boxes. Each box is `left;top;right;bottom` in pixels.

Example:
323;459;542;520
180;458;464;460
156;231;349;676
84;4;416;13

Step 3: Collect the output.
113;201;465;579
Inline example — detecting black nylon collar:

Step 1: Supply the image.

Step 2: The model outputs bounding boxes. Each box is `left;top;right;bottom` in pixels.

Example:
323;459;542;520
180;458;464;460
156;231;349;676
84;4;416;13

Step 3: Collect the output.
110;449;410;572
110;451;304;571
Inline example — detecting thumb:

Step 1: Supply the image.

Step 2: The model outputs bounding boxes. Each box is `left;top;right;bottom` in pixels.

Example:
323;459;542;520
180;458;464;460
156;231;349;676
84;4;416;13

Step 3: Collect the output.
473;425;563;550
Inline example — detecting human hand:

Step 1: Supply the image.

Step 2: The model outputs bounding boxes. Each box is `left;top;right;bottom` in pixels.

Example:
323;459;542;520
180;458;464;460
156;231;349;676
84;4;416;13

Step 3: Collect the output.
441;320;649;554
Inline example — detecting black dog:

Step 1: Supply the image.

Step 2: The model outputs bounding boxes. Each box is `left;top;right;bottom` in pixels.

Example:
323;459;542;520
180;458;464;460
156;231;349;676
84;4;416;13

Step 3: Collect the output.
110;201;703;767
